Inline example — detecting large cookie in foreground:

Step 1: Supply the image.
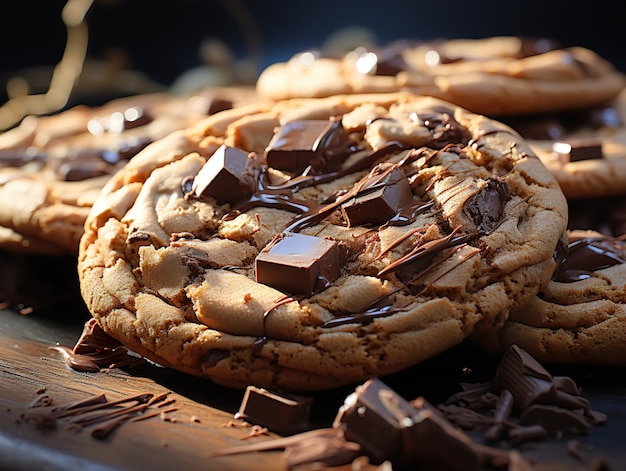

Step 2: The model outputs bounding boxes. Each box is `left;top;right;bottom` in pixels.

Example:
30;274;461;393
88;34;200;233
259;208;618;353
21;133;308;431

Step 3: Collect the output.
256;37;625;117
0;87;259;253
476;197;626;366
78;93;568;391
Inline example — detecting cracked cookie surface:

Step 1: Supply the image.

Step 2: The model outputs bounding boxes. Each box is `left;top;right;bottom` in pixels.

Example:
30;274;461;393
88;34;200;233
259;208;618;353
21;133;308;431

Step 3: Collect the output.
78;93;568;391
477;201;626;367
0;87;259;253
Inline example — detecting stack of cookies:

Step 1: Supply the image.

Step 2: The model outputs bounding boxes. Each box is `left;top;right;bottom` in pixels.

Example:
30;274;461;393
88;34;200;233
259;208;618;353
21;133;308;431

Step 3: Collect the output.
2;36;625;391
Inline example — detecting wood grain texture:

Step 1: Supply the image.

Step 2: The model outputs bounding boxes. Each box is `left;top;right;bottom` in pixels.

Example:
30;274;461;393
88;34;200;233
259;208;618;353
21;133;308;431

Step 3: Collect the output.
2;304;626;471
0;308;285;471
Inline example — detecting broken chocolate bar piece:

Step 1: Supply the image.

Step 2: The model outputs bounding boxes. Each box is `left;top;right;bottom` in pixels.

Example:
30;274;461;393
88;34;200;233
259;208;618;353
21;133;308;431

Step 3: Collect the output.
255;232;340;295
407;397;485;471
519;404;590;434
552;137;603;163
333;378;483;469
494;345;589;412
333;378;417;465
264;118;351;173
341;166;413;227
235;385;313;435
191;145;258;205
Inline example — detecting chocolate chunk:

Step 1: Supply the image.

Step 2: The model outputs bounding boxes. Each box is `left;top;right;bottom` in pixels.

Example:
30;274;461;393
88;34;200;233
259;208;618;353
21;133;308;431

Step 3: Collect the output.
508;424;548;445
255;232;340;295
519;404;590;434
0;147;46;167
207;97;233;115
334;379;483;469
465;177;510;233
234;385;313;434
519;37;560;57
494;345;589;412
191;145;258;205
553;137;603;163
406;397;485;471
552;231;626;283
378;228;471;284
264;118;352;173
88;107;153;135
341;166;413;227
333;378;416;464
352;45;409;76
56;150;112;181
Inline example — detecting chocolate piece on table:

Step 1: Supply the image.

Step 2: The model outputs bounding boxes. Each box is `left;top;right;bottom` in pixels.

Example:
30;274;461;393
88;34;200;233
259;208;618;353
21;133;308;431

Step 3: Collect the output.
518;404;591;434
552;137;603;163
87;106;153;135
255;232;340;295
494;345;590;412
341;166;413;227
333;378;483;470
264;118;351;173
234;385;313;435
191;144;258;205
333;378;415;465
508;424;548;445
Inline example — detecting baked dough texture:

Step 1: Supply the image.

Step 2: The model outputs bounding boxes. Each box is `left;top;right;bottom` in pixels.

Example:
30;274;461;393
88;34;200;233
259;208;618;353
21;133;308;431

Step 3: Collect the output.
256;37;625;117
0;87;260;253
476;204;626;366
519;90;626;200
78;93;567;391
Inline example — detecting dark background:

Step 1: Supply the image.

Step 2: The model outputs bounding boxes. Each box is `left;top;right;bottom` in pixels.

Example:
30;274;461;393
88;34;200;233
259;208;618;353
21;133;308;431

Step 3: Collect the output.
1;0;625;103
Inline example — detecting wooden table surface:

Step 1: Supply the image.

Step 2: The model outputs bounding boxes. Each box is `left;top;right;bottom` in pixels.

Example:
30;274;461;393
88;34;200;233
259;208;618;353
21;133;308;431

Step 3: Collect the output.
2;271;626;471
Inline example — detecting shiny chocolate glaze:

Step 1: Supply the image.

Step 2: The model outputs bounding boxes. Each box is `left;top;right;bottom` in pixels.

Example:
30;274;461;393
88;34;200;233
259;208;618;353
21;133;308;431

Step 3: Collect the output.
184;111;520;332
552;230;626;283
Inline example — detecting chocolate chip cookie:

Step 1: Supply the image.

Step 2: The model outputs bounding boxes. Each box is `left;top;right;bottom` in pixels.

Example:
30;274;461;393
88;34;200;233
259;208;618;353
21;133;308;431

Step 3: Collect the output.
477;196;626;366
508;90;626;199
78;92;568;391
0;87;259;253
256;36;625;117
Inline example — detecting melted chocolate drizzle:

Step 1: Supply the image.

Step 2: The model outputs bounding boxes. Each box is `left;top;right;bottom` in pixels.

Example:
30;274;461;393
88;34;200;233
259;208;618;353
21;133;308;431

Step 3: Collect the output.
552;231;626;283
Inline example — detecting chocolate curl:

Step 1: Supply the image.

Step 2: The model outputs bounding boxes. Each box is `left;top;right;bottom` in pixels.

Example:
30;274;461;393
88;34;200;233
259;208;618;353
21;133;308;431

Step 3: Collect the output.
484;389;514;442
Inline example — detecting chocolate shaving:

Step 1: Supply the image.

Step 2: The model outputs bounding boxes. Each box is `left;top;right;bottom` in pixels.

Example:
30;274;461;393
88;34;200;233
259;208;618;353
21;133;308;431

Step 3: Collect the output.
19;391;174;439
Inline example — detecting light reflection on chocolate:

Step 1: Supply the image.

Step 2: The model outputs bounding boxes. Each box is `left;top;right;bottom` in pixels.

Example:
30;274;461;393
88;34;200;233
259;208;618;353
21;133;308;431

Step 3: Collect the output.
552;230;626;283
51;319;147;372
378;227;472;284
185;108;522;332
264;118;355;173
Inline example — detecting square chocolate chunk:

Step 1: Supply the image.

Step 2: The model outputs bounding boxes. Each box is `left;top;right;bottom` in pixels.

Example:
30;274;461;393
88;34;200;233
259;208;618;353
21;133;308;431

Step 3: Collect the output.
264;118;350;173
191;145;257;205
234;385;313;435
552;137;603;163
255;232;340;295
341;167;413;227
